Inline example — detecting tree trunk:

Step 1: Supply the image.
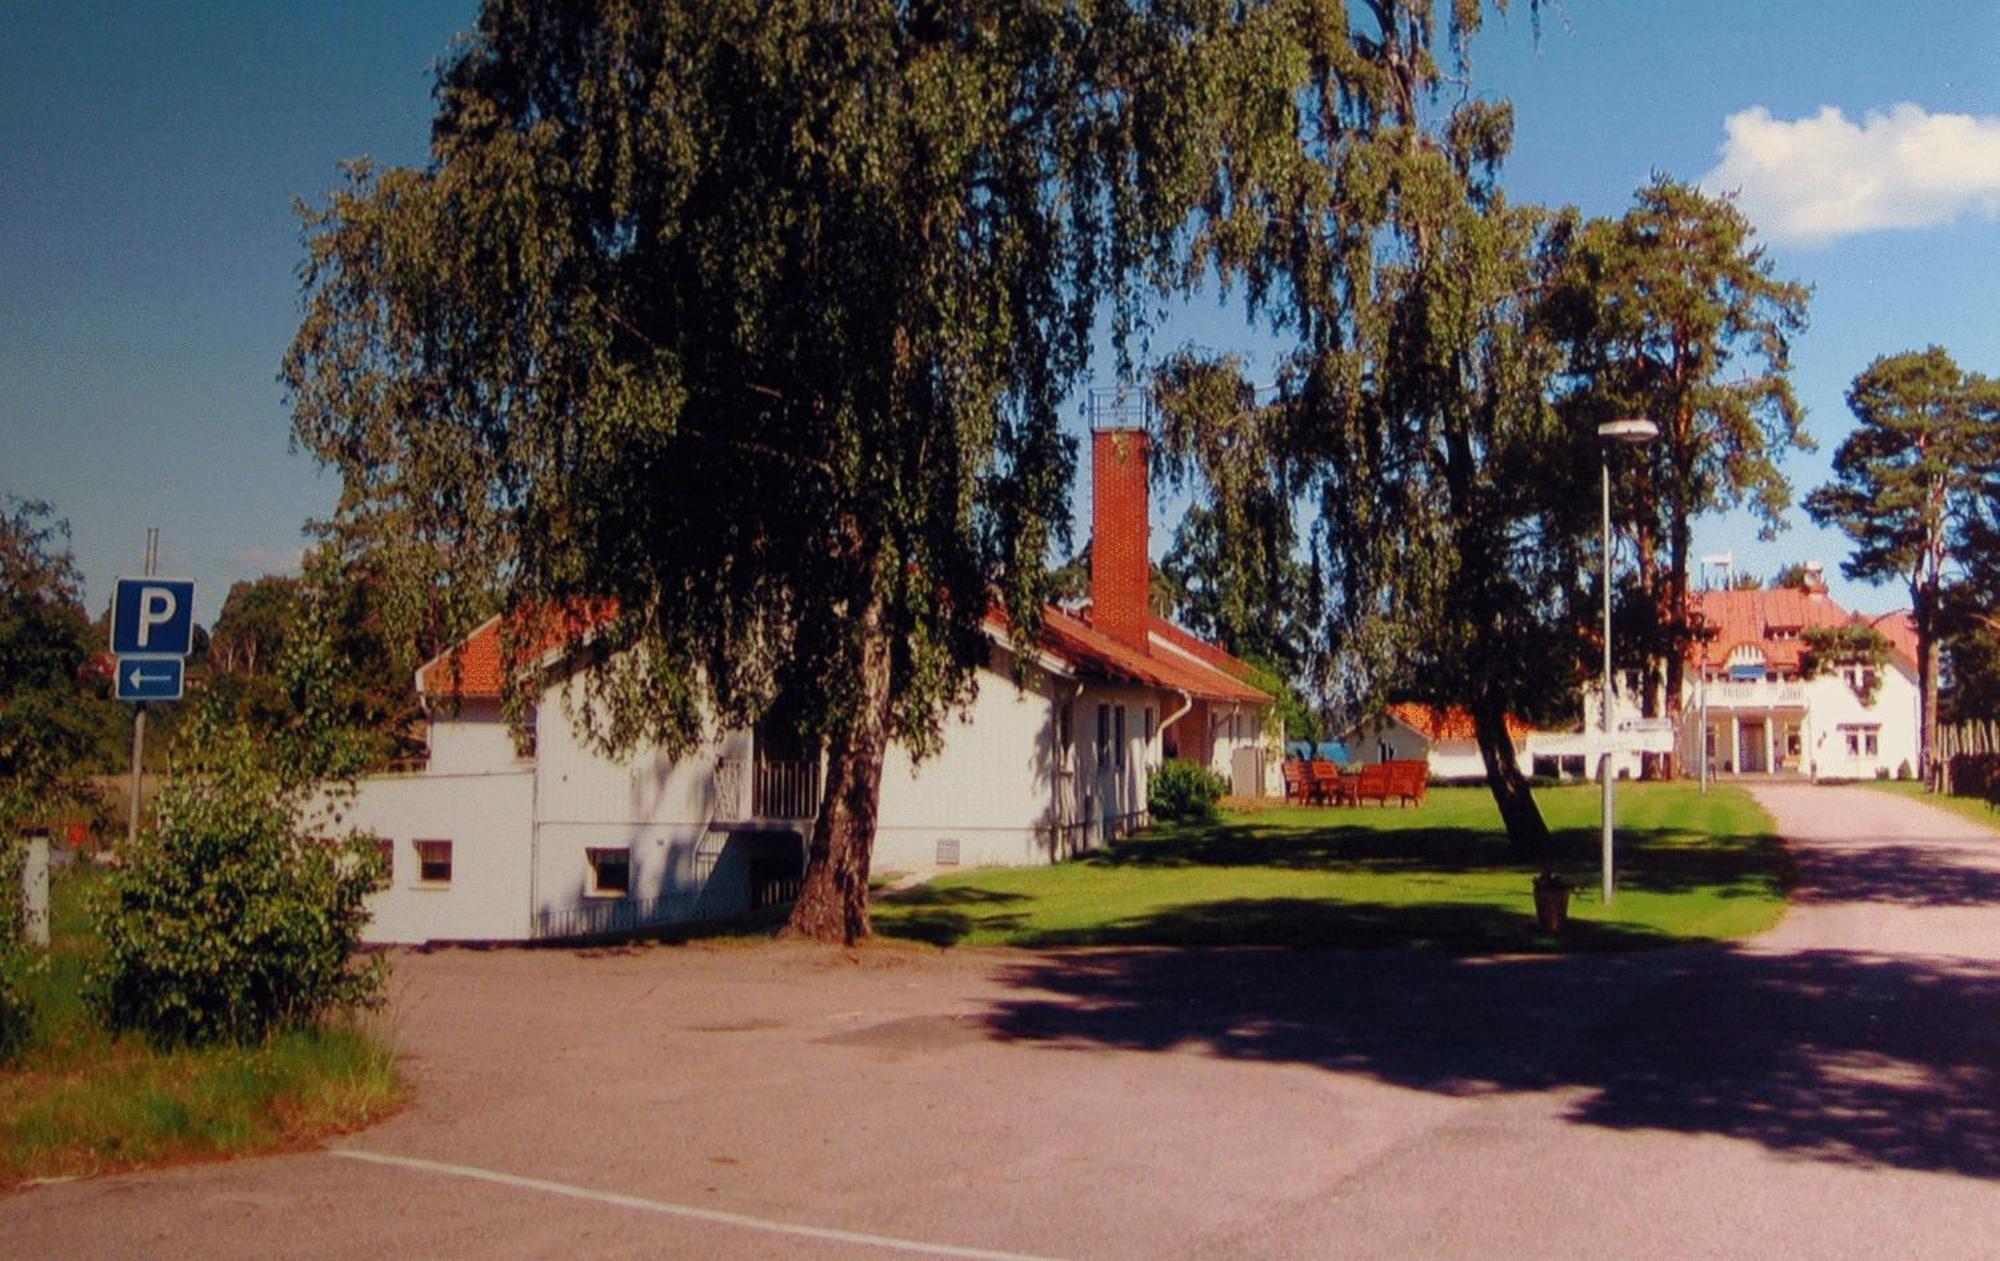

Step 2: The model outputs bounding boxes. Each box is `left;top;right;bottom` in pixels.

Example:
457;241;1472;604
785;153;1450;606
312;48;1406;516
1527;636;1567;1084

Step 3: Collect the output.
1471;697;1551;861
1660;517;1692;778
783;585;895;945
1919;624;1939;783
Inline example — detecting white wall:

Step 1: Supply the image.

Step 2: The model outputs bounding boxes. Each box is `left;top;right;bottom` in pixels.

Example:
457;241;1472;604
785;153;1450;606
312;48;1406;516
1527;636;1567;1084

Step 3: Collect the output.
425;698;524;774
340;769;535;944
872;655;1160;872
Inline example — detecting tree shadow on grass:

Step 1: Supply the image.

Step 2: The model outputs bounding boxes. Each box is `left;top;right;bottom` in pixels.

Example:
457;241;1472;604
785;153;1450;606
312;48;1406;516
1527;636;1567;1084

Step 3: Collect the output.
979;942;2000;1178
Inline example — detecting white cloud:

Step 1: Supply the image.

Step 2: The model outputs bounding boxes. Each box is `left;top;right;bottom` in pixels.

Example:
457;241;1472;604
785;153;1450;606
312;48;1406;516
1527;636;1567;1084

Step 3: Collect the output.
1700;103;2000;245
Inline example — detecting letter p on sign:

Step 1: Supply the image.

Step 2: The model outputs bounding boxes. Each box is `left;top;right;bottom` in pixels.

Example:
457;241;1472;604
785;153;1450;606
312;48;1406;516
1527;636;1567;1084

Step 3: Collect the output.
112;577;197;658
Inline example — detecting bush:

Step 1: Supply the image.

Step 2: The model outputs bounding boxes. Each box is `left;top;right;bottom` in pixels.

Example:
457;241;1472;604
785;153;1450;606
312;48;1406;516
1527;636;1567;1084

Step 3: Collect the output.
0;946;32;1065
87;720;385;1047
1149;760;1228;823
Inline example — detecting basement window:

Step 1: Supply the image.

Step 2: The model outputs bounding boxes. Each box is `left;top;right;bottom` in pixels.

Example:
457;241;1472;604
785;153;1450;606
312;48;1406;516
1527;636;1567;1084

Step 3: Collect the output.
586;847;631;898
414;839;453;886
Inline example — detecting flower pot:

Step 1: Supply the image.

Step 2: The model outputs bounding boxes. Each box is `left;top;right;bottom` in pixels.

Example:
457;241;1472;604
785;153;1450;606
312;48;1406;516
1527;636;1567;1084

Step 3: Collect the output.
1532;876;1570;934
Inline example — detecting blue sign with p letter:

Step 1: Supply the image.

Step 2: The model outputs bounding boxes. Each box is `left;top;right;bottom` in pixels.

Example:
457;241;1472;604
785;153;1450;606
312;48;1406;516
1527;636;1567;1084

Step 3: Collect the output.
111;577;196;657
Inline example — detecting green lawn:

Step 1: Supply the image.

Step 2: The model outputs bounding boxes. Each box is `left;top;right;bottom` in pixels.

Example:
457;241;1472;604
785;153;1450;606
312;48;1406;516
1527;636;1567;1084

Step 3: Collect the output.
874;782;1790;952
0;866;401;1188
1863;779;2000;835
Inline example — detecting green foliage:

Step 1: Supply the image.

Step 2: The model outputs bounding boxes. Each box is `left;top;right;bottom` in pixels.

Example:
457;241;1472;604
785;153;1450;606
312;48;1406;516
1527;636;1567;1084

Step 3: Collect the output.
0;497;98;834
1149;760;1228;823
1799;623;1889;706
1806;347;2000;771
0;947;32;1065
86;567;388;1047
283;1;1492;939
1153;1;1576;854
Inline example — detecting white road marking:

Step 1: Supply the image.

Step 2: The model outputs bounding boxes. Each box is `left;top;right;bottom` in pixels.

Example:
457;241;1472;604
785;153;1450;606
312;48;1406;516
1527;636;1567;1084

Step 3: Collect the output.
332;1149;1070;1261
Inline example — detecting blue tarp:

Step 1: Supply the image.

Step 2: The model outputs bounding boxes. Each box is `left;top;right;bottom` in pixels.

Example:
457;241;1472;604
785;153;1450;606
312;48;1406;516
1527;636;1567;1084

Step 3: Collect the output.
1287;741;1350;763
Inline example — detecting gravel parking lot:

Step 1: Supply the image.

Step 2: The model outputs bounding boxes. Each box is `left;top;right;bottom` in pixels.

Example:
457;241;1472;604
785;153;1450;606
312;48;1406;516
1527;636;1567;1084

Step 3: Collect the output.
6;783;2000;1260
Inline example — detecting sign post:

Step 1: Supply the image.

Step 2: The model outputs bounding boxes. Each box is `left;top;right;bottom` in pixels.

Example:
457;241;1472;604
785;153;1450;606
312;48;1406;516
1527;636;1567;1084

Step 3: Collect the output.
114;530;194;847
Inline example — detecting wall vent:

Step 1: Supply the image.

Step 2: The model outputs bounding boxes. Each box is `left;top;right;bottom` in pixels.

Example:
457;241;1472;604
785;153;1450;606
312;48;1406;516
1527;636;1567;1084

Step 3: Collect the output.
936;838;961;867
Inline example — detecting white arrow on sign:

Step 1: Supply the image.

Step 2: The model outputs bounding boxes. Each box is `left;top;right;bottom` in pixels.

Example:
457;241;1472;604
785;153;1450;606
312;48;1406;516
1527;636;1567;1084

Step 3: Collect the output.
127;664;172;689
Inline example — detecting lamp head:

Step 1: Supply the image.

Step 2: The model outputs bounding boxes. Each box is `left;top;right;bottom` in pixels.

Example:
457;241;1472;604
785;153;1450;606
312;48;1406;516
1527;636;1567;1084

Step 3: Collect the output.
1597;417;1659;445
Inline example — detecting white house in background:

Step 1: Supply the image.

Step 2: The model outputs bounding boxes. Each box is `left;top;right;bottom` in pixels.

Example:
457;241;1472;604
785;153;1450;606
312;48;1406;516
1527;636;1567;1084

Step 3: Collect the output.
1576;575;1920;782
1346;703;1538;781
341;422;1272;944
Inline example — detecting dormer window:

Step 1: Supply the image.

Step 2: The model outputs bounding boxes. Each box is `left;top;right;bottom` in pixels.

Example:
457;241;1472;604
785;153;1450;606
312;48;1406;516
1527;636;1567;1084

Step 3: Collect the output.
1727;645;1768;682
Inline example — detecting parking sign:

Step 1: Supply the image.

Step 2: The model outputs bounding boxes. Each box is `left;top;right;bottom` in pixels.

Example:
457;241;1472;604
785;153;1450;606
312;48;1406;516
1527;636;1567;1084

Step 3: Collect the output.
111;577;196;657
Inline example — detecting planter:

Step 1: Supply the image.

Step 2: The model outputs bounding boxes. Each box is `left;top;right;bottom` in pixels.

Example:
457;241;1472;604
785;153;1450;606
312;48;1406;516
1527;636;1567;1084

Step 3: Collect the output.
1532;874;1570;934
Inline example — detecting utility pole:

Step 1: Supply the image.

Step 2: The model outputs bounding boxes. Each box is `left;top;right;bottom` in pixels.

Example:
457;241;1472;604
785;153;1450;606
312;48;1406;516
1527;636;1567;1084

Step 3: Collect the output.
125;527;159;848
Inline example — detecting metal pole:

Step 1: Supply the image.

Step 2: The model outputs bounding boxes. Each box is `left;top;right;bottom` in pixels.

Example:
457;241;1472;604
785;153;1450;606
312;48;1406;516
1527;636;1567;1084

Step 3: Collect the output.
124;528;159;848
1602;455;1616;906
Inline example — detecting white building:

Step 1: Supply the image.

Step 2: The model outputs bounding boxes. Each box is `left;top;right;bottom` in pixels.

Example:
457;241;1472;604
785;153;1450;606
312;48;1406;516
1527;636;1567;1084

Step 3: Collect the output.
341;424;1272;944
1346;703;1536;781
1577;581;1921;782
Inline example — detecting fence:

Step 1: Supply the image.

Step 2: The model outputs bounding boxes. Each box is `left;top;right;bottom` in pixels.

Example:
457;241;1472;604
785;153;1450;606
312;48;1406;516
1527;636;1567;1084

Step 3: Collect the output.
1933;722;2000;796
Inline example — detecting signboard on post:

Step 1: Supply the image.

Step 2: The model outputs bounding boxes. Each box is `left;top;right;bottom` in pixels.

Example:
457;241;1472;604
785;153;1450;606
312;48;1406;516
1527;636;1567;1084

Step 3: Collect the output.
115;656;185;702
111;577;197;657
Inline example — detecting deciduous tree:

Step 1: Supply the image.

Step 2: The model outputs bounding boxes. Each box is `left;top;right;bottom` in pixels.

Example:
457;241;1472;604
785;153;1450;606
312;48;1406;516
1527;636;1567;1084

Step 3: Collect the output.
1806;347;2000;778
286;1;1351;941
1548;177;1810;774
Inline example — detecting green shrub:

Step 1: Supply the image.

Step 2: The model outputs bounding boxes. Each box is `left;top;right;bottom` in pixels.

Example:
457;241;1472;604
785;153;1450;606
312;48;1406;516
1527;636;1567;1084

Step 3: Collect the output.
0;946;32;1065
86;719;385;1048
1149;760;1229;822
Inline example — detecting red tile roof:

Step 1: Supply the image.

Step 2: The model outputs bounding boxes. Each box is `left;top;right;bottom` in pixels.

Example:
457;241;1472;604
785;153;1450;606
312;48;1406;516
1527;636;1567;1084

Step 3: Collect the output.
415;602;617;698
1014;606;1271;705
421;599;1270;707
1688;589;1916;674
1385;702;1532;744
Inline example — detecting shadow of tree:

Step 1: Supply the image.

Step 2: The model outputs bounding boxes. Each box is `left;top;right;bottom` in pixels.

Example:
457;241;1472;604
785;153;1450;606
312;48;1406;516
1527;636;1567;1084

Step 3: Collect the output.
1791;840;2000;908
979;943;2000;1177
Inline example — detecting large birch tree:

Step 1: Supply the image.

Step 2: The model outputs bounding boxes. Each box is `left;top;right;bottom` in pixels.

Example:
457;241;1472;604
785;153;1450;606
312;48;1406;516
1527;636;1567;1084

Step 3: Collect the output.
286;1;1409;942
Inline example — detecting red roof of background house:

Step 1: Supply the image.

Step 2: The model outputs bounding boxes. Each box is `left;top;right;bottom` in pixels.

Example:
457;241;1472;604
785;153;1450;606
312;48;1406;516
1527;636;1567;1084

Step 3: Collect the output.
1688;588;1917;674
1006;606;1271;705
1870;610;1920;667
1385;702;1533;744
421;599;1269;707
415;602;618;698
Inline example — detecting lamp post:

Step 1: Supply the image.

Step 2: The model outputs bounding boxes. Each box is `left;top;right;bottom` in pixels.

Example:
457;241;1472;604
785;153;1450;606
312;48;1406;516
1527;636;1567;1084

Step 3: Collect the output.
1598;417;1658;906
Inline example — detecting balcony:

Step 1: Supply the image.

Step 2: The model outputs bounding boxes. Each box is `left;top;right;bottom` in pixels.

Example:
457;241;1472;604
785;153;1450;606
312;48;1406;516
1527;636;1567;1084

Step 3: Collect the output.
714;757;821;820
1699;681;1808;711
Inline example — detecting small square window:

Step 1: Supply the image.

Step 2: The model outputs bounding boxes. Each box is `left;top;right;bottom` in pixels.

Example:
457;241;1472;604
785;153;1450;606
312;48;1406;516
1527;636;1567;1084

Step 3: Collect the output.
414;839;453;885
586;847;630;898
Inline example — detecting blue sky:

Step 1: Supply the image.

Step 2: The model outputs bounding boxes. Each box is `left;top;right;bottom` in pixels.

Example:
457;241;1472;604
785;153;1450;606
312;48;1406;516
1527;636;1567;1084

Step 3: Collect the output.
4;2;1997;626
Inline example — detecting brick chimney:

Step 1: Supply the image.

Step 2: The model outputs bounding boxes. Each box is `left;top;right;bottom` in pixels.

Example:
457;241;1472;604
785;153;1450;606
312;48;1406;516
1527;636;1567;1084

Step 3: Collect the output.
1091;425;1150;653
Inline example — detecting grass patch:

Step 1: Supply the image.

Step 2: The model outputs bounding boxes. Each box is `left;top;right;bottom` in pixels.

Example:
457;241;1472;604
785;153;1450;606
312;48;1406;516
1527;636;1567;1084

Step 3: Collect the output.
875;782;1789;953
1863;779;2000;835
0;866;400;1189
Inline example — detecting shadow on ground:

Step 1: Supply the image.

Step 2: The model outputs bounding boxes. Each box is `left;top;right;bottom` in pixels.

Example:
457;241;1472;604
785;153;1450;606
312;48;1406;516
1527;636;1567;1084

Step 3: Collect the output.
978;943;2000;1179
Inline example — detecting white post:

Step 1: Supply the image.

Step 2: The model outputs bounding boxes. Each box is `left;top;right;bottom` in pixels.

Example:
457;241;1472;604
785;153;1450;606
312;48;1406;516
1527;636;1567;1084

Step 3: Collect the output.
21;833;49;948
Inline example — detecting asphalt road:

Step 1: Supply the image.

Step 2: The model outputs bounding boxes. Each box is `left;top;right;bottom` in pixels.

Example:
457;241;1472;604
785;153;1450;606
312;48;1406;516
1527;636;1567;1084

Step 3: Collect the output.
6;783;1999;1259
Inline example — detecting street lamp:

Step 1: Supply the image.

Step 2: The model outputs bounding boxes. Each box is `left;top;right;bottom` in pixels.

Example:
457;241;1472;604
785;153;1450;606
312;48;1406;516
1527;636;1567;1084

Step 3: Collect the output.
1598;417;1658;906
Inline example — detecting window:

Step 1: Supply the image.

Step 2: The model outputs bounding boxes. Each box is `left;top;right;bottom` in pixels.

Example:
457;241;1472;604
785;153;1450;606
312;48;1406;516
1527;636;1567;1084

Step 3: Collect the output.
374;839;394;890
1114;706;1127;772
586;847;630;898
1840;725;1880;758
1097;704;1111;767
1144;706;1156;742
1058;701;1073;752
414;839;453;886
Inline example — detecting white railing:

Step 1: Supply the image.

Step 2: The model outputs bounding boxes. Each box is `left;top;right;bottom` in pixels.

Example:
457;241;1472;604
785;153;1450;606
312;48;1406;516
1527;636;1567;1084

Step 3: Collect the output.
1702;681;1808;709
715;757;820;820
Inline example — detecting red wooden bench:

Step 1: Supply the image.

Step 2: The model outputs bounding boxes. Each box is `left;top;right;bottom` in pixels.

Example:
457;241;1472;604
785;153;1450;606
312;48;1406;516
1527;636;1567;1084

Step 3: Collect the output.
1355;760;1428;806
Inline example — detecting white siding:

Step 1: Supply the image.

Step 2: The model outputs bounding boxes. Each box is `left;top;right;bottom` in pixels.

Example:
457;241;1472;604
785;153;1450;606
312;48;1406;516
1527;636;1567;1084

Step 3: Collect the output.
424;698;523;774
342;769;535;944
